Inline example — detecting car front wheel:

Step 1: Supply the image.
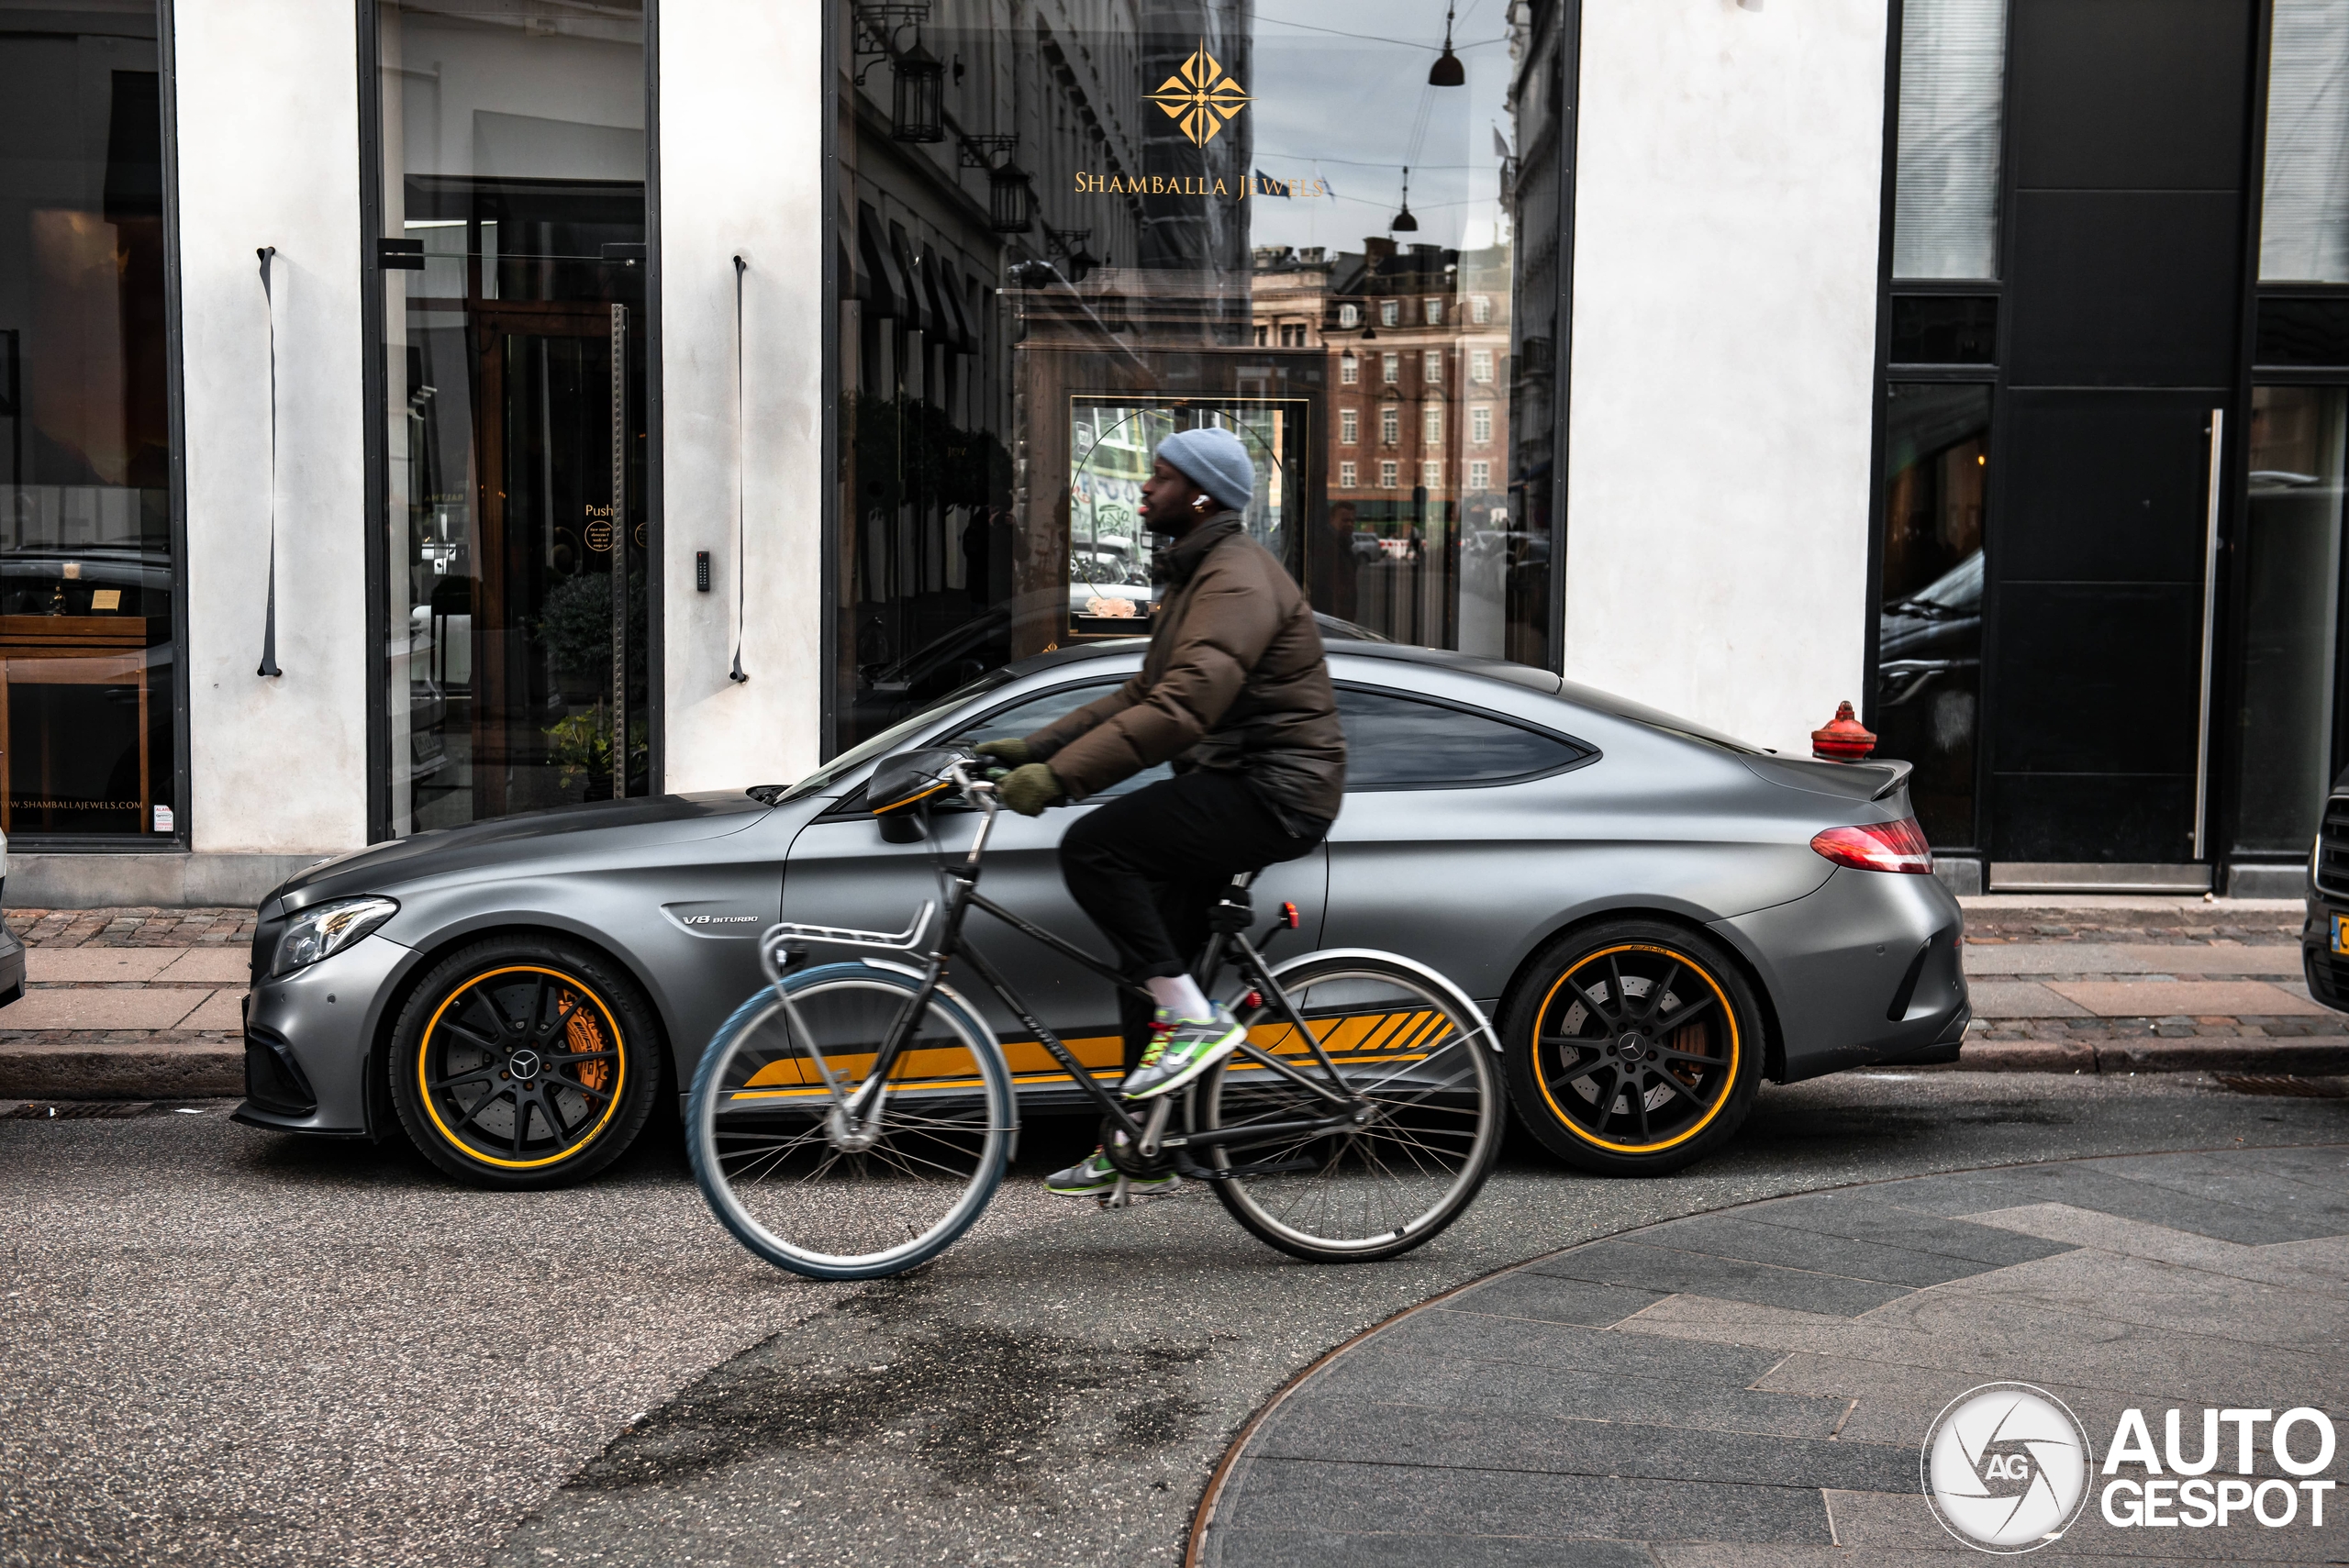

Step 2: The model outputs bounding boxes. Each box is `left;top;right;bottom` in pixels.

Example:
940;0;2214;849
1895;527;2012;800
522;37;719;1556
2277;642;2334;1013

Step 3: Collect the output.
389;936;662;1187
1501;920;1762;1176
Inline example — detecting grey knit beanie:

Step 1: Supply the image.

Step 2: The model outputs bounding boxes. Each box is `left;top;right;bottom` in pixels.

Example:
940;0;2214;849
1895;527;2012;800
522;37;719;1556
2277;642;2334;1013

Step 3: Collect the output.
1155;427;1255;513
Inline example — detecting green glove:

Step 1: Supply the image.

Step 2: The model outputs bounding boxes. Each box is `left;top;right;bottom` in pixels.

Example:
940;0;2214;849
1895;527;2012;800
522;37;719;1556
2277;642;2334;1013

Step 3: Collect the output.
996;762;1063;817
973;738;1032;767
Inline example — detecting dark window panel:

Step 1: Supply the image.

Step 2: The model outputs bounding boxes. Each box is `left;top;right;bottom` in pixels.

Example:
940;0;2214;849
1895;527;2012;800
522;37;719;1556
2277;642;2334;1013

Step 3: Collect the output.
2254;295;2349;367
1887;295;1998;365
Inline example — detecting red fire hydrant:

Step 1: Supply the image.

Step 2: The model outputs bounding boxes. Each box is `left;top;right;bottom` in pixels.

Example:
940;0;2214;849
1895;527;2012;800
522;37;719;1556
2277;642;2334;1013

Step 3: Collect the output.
1810;700;1876;762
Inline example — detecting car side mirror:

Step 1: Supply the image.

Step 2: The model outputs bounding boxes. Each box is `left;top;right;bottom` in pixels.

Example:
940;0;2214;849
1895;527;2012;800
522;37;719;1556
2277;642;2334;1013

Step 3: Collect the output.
877;812;927;845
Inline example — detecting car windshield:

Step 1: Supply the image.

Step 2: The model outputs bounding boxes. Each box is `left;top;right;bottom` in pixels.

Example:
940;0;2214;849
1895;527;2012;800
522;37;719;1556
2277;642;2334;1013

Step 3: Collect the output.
769;668;1021;803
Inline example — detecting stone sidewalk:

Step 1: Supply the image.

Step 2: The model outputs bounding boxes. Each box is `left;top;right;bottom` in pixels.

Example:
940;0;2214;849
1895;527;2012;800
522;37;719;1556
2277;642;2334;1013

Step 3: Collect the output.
1193;1141;2349;1565
0;907;256;1098
0;897;2335;1099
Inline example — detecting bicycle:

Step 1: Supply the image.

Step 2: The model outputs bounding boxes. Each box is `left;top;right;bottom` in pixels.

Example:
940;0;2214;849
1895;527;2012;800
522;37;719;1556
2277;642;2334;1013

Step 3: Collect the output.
686;746;1504;1280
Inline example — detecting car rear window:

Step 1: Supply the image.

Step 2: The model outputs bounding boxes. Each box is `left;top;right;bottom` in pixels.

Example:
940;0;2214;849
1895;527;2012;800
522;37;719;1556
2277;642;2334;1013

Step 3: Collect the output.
1337;687;1586;788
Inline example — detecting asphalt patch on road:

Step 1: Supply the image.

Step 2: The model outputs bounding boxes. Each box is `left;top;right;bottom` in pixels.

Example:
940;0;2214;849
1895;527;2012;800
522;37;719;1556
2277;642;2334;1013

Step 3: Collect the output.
573;1274;1220;1496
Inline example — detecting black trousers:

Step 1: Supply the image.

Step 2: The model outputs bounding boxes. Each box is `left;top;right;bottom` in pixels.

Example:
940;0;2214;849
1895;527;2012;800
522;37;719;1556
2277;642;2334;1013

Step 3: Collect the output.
1060;770;1326;1073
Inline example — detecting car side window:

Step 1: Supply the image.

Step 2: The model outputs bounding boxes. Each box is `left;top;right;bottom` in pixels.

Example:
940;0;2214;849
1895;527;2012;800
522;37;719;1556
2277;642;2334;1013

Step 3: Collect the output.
950;682;1174;799
1337;687;1585;789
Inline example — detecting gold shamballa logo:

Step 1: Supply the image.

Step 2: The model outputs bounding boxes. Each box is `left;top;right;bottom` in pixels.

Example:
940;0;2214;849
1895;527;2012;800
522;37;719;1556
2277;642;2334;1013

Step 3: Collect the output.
1147;41;1249;147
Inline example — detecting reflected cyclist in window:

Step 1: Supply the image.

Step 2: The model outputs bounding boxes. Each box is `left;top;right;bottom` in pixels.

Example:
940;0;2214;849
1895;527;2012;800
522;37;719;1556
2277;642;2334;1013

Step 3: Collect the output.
974;427;1347;1196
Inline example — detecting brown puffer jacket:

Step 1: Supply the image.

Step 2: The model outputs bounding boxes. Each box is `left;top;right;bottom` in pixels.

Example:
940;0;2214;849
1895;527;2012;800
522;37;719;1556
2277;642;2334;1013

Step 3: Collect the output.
1025;514;1346;825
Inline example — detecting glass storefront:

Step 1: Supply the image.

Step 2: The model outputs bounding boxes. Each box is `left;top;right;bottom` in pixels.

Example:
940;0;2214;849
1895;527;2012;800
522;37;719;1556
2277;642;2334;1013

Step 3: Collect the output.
2236;386;2346;853
1876;384;1987;849
830;0;1567;748
374;1;649;834
0;1;176;840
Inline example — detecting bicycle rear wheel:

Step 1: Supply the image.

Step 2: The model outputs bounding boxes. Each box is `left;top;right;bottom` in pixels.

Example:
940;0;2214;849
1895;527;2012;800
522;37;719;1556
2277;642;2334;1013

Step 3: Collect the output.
687;961;1013;1280
1195;951;1502;1262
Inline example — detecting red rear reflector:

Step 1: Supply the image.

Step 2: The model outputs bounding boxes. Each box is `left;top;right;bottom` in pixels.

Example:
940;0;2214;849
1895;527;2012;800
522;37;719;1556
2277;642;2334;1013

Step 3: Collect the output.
1281;901;1299;929
1810;817;1934;874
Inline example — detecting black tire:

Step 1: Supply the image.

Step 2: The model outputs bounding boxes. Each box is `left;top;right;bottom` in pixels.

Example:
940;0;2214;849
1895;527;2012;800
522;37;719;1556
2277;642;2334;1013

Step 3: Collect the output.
687;962;1012;1280
1197;952;1503;1262
1501;919;1763;1176
388;935;662;1188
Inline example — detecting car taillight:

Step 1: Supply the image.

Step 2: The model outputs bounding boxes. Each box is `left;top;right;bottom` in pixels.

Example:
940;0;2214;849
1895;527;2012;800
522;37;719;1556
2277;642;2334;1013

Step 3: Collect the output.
1810;817;1933;874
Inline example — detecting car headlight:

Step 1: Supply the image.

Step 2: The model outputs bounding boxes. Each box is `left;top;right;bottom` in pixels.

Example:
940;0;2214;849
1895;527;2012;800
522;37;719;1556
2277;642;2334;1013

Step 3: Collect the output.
273;896;399;977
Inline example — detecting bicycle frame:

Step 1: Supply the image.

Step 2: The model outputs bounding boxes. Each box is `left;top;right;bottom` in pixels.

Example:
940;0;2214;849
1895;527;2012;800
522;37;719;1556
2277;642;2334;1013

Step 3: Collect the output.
766;767;1365;1165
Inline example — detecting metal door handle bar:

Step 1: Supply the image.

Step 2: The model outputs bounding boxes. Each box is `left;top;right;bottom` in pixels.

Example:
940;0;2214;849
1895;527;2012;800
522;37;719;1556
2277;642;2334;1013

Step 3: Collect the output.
2194;408;2223;863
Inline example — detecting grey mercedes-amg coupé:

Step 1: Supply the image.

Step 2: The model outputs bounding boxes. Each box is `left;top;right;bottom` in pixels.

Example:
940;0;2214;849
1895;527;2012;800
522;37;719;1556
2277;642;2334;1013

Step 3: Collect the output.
235;639;1970;1186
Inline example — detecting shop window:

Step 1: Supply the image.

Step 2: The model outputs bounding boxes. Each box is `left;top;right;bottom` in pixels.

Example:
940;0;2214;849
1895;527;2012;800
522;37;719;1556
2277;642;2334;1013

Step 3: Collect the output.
373;0;651;832
1470;348;1493;383
0;5;177;839
1892;0;2008;280
1874;384;1989;847
829;1;1569;745
2234;387;2346;852
1472;404;1493;443
2264;1;2349;282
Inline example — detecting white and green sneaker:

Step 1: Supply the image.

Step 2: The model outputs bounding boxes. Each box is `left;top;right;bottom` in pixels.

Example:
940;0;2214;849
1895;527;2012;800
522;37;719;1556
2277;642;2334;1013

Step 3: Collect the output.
1119;1005;1246;1100
1043;1145;1176;1197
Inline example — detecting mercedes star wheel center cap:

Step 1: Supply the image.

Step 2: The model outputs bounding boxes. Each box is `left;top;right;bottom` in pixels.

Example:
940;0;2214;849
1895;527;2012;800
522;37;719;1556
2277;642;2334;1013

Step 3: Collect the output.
508;1049;540;1081
1616;1033;1650;1062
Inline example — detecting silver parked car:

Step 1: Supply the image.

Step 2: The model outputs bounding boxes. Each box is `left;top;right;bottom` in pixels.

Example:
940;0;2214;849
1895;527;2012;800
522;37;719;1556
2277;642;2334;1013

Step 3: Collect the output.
235;641;1969;1186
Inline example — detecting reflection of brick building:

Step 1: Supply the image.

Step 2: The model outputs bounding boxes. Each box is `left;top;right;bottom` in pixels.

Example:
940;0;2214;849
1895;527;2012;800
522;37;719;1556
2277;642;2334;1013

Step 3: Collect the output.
1250;239;1510;534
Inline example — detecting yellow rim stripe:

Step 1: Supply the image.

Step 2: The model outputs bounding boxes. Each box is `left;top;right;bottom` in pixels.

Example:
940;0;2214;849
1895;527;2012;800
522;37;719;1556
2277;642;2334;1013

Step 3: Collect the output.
1534;943;1737;1155
417;965;628;1171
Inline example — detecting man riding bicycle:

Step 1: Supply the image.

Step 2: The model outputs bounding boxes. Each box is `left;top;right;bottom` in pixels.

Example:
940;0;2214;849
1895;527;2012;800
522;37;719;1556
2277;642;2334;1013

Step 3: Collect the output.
974;426;1346;1196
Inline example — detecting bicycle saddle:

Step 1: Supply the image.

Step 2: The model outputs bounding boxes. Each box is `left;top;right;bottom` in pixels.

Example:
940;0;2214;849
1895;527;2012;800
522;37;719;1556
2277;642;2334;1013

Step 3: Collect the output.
867;746;976;816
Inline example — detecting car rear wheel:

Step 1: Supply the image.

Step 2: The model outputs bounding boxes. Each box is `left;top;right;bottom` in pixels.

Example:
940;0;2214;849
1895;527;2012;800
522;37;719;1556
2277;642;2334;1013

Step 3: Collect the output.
389;936;662;1187
1501;920;1762;1176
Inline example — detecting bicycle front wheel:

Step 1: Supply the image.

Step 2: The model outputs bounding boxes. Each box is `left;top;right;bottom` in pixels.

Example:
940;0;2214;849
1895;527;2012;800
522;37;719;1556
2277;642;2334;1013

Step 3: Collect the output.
1195;951;1502;1262
688;961;1014;1280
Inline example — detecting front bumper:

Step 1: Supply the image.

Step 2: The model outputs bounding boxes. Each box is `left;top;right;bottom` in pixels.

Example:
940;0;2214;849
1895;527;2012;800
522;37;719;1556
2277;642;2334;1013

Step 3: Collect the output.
0;915;24;1007
1713;865;1969;1083
231;932;414;1136
2301;889;2349;1013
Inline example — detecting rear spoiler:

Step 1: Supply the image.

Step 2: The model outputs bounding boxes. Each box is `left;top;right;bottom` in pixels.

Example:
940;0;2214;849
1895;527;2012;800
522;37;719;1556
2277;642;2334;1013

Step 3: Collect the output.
1858;758;1914;802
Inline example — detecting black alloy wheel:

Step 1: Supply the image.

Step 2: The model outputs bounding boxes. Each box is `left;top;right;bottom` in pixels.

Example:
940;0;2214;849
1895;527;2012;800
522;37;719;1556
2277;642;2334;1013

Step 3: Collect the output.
1500;919;1763;1176
388;935;662;1187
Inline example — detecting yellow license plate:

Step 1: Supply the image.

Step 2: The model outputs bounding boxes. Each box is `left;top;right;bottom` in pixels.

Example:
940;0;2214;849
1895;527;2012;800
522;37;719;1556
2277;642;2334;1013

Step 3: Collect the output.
2332;915;2349;956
